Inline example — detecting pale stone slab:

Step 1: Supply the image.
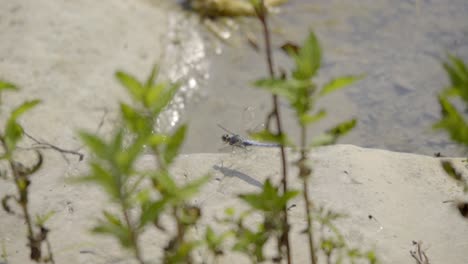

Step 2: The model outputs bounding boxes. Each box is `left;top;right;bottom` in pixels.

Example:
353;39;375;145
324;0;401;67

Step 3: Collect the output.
1;145;467;263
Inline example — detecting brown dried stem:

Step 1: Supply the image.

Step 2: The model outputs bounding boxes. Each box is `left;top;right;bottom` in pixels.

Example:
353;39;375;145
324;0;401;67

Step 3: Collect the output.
255;1;291;263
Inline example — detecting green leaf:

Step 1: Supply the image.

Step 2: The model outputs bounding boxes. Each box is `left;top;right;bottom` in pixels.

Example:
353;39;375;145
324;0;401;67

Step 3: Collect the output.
35;211;55;226
148;134;168;147
433;95;468;145
441;160;468;192
435;94;459;118
319;75;364;97
309;119;357;147
79;132;108;160
116;71;144;102
253;78;308;102
205;227;232;255
0;80;18;104
115;135;146;174
9;100;41;121
441;161;462;181
0;80;18;93
321;239;334;254
441;86;462;97
249;0;261;8
442;54;468;103
102;210;122;226
254;77;317;117
152;171;178;195
366;250;378;264
120;103;151;133
153;172;209;204
4;121;23;152
127;175;146;199
205;226;217;244
93;211;132;248
443;54;468;89
139;199;167;227
163;124;187;165
145;64;159;88
79;163;121;200
110;129;124;155
291;31;321;80
300;109;326;125
280;42;300;56
4;100;41;152
239;179;299;212
176;175;211;202
232;227;268;262
135;188;151;203
165;240;202;263
224;207;235;217
144;83;165;109
248;0;265;16
150;83;179;116
326;119;357;138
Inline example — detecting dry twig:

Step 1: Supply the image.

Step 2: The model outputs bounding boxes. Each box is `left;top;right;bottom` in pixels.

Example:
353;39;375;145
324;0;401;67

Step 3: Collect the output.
410;241;430;264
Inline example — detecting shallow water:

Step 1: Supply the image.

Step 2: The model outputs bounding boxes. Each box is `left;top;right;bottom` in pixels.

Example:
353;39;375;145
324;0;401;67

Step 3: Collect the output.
162;0;468;156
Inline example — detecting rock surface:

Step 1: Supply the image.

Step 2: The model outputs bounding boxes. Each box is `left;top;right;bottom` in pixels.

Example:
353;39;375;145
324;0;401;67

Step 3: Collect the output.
1;145;467;263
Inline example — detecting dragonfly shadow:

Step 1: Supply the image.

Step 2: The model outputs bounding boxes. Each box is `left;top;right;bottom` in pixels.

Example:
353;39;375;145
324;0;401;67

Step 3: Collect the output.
212;164;263;189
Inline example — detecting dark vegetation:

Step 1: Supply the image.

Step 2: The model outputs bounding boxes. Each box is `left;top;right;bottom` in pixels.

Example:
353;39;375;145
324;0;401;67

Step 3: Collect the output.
433;55;468;219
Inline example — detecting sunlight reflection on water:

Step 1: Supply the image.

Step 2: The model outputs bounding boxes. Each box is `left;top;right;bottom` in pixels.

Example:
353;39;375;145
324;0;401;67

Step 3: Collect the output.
156;12;210;132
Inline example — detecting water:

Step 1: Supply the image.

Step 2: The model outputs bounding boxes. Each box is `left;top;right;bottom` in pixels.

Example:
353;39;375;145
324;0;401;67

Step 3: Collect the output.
161;0;468;156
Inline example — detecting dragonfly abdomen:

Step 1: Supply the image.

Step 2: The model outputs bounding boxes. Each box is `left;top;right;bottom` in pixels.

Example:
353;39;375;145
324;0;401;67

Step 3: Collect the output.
242;140;281;147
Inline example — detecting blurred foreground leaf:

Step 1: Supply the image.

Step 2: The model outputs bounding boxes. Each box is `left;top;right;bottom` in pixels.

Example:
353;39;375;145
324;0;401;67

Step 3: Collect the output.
4;100;41;153
434;55;468;147
239;179;299;212
319;75;364;97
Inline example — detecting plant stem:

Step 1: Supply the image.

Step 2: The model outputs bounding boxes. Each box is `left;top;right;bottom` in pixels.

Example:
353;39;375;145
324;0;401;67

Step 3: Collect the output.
300;125;317;264
257;2;291;263
302;183;316;264
1;136;55;262
6;158;38;260
121;198;144;264
45;235;55;264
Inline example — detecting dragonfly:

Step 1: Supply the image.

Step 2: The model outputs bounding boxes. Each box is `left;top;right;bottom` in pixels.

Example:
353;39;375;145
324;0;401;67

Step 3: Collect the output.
217;124;281;149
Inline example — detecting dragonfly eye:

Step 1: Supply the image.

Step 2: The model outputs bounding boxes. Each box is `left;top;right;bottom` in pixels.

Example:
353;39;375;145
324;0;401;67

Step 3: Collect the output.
221;134;229;142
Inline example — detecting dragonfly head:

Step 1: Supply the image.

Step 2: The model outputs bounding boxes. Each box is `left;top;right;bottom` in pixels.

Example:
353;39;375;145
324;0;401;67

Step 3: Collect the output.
221;134;230;143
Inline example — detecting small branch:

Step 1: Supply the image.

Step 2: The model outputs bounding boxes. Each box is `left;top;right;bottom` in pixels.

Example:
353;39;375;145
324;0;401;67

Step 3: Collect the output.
410;241;430;264
22;131;84;162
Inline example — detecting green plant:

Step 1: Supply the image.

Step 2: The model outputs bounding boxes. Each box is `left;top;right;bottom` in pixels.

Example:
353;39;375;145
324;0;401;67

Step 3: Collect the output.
75;66;210;263
0;80;55;263
214;1;376;263
228;179;299;263
433;54;468;219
